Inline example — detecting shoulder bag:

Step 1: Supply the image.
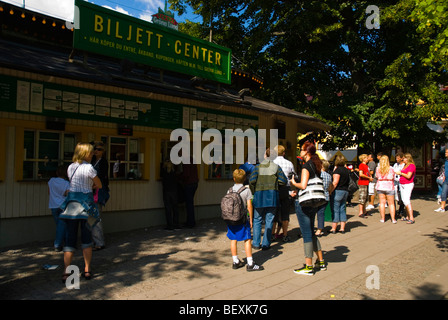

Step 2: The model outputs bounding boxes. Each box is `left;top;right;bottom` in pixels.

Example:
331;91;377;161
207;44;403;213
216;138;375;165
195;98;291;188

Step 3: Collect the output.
299;163;326;207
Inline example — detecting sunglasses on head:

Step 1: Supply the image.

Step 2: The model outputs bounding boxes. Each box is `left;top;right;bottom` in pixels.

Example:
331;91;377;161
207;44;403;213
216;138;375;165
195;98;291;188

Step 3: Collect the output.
94;147;104;151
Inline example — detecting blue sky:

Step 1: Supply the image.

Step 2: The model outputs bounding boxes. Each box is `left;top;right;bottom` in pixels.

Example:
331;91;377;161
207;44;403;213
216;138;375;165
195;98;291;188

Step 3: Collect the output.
0;0;201;23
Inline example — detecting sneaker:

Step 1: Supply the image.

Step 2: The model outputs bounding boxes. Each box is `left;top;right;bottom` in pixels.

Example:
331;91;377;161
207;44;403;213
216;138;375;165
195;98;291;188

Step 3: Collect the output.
315;260;327;271
232;260;245;269
246;263;264;272
434;207;445;212
366;204;375;210
293;264;314;276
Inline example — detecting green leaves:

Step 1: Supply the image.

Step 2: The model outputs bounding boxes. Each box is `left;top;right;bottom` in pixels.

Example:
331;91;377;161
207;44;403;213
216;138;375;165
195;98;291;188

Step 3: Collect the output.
171;0;448;151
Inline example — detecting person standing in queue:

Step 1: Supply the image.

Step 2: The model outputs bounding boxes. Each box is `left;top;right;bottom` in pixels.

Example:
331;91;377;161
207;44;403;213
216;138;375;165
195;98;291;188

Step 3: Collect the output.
249;148;287;251
59;142;102;282
290;142;327;276
273;145;297;242
396;153;416;223
358;154;373;218
181;156;199;228
161;159;180;230
91;141;109;251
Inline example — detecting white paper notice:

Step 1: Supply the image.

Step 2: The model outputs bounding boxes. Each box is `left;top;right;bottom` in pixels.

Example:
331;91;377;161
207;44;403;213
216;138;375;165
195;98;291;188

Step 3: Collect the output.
16;81;30;111
30;83;43;113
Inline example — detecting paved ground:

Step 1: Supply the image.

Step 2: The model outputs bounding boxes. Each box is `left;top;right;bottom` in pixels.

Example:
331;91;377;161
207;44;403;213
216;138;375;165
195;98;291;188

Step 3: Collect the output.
1;192;448;304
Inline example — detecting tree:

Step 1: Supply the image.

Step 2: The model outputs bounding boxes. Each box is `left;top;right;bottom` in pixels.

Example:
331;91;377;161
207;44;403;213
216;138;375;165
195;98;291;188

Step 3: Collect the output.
170;0;448;152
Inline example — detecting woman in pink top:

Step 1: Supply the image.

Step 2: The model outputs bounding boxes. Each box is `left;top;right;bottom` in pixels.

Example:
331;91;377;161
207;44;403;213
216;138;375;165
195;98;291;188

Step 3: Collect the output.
395;153;416;224
375;155;396;223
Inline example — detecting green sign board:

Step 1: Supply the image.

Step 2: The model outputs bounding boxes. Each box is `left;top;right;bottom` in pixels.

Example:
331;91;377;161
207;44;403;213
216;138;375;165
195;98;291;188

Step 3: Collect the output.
0;74;258;131
73;0;232;84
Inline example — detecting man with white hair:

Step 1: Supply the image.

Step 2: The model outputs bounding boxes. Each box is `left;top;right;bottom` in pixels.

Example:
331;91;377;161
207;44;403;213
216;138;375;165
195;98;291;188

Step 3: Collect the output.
273;145;297;242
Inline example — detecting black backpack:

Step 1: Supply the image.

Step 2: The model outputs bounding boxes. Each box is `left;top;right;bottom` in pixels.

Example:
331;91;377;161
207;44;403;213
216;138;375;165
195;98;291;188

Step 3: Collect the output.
221;186;247;225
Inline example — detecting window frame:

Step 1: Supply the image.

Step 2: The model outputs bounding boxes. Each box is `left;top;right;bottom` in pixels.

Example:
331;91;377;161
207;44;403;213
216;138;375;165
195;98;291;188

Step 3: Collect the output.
107;136;145;180
22;129;76;181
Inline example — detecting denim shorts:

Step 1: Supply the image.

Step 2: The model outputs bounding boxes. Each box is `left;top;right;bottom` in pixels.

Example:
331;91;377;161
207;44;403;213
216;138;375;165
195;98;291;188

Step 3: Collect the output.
377;189;395;196
61;219;93;252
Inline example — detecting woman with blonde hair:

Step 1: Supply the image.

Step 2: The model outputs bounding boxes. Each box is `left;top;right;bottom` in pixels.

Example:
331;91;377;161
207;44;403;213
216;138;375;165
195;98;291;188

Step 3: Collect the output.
358;154;373;218
375;155;396;223
395;153;416;224
60;142;102;282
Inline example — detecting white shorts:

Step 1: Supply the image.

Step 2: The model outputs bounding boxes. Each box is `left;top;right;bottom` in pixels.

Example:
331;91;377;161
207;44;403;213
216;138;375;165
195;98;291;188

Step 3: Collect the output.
399;183;414;206
368;182;375;195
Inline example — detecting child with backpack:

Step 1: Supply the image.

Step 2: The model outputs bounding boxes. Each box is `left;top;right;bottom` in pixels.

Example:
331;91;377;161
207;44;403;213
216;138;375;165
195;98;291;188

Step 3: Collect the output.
222;169;264;271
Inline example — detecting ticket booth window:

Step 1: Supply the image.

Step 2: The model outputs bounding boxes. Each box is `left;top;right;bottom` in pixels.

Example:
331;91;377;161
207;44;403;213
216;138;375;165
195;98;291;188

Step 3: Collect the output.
23;130;76;180
206;136;234;179
109;137;143;180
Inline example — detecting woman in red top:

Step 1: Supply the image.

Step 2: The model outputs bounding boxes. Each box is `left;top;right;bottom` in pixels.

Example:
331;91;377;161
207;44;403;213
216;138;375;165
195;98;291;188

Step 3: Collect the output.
395;153;416;224
358;154;373;218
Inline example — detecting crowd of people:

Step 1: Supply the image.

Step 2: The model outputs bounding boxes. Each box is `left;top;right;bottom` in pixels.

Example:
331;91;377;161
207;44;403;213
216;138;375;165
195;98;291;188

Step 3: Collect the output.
49;142;199;283
225;144;418;276
356;152;416;224
50;140;420;282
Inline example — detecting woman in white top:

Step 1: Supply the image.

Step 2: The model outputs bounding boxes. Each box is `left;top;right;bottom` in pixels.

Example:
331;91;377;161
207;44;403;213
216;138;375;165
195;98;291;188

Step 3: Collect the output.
375;155;396;223
60;142;102;282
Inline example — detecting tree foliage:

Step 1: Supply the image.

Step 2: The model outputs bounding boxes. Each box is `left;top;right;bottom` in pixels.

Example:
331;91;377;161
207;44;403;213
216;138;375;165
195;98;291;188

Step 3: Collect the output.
170;0;448;152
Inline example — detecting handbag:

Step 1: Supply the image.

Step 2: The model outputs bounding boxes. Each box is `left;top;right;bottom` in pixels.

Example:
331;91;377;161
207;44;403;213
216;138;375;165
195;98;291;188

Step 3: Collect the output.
437;171;445;185
348;171;359;194
299;164;326;207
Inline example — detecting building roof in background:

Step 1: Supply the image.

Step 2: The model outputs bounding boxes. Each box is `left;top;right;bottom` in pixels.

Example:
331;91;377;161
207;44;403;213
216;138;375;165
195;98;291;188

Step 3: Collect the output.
0;1;331;132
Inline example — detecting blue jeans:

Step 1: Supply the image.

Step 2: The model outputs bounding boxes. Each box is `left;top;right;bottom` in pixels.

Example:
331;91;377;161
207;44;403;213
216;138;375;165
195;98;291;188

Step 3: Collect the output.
295;201;321;258
316;202;327;230
60;219;93;252
330;190;349;223
437;178;443;198
51;208;66;249
441;181;448;202
253;207;276;248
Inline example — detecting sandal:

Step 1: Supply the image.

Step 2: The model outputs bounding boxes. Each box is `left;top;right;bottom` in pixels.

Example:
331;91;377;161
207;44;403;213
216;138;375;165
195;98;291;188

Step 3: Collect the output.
406;220;415;224
82;271;93;280
62;273;70;283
